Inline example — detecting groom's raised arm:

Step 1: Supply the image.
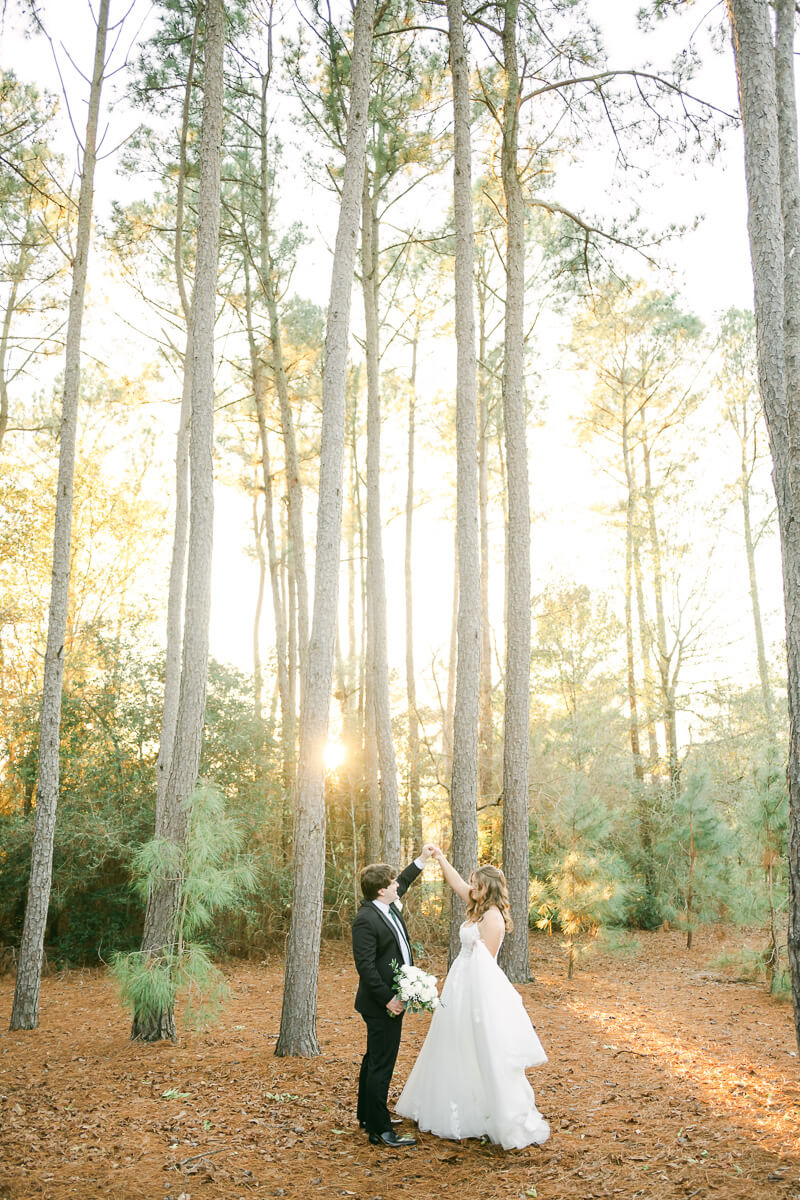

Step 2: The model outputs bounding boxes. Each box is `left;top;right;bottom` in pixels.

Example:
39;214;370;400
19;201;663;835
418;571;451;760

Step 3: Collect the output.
395;844;435;899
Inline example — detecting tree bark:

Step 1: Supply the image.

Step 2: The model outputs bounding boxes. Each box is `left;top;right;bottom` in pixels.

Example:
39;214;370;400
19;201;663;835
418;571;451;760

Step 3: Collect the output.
276;0;375;1057
0;266;22;452
256;371;293;754
243;212;293;775
629;458;657;893
10;0;110;1032
251;483;266;723
341;411;362;855
774;0;800;1041
739;406;775;729
443;528;458;772
364;669;381;862
630;451;661;775
498;0;531;983
149;0;199;919
622;395;646;787
639;407;679;793
259;76;309;696
727;0;800;1051
131;0;225;1041
446;0;481;963
477;264;494;804
287;520;298;743
405;331;423;850
362;171;401;866
347;403;358;692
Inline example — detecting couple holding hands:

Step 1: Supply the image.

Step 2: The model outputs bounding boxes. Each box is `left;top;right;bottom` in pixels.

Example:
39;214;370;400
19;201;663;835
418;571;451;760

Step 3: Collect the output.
352;843;550;1152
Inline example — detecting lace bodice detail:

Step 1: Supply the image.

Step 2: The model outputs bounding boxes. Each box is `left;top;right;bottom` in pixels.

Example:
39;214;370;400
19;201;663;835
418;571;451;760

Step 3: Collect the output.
459;921;481;950
459;920;503;959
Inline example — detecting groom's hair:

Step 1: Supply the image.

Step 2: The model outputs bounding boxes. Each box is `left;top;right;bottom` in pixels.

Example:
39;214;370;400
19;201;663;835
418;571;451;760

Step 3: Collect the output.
360;863;396;901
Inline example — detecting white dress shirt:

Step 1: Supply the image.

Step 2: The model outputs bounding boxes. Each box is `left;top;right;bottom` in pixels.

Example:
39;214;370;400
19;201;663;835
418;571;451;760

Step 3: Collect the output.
373;899;412;965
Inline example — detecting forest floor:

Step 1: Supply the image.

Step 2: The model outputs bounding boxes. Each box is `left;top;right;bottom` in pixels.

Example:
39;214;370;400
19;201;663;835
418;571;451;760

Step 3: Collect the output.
1;928;799;1200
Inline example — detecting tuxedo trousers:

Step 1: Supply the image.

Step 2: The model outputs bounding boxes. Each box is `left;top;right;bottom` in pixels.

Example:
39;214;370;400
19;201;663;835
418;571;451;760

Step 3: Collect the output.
357;1012;404;1134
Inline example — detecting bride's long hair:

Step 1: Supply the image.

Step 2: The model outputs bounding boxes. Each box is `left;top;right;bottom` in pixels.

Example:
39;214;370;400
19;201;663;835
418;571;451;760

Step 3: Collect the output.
465;864;513;931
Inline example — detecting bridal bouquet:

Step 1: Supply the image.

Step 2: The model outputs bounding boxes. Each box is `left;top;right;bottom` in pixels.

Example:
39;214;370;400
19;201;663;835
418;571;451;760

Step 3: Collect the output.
391;960;440;1014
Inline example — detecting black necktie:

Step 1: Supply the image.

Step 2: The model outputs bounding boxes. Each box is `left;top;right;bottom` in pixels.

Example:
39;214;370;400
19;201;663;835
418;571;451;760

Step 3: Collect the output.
387;906;412;965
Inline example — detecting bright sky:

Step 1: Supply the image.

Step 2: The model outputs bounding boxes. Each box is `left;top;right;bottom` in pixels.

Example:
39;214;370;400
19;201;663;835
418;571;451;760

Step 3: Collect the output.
1;0;784;730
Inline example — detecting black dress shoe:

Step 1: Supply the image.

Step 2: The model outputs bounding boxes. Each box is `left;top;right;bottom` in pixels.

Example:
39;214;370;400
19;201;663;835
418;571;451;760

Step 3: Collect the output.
368;1129;417;1147
359;1116;402;1128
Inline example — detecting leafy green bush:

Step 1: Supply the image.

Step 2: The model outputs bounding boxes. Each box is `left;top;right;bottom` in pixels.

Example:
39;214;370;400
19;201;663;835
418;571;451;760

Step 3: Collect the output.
530;782;629;976
626;887;668;931
111;784;256;1030
0;643;284;965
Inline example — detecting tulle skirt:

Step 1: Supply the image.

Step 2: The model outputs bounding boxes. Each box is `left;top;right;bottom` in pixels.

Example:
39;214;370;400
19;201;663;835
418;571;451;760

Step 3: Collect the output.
395;941;550;1150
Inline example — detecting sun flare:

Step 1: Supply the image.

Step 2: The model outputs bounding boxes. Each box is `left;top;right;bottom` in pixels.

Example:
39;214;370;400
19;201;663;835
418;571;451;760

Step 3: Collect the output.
323;739;346;771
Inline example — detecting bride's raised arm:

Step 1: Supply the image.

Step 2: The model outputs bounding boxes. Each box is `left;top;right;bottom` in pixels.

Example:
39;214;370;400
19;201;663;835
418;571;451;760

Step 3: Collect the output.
432;848;471;902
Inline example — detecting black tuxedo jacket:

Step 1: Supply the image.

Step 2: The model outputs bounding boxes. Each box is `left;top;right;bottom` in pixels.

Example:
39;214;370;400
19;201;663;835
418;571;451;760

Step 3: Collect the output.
352;860;422;1018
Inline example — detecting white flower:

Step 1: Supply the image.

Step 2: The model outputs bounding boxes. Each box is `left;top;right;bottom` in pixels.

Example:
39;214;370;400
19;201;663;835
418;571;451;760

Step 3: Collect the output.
391;962;440;1014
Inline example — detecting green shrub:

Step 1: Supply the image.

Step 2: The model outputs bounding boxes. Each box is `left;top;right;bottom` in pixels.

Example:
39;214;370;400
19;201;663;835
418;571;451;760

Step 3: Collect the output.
111;783;256;1030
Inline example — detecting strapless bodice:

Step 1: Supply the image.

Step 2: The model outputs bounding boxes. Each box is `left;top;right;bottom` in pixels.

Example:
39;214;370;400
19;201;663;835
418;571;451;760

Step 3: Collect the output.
459;920;481;950
459;920;502;958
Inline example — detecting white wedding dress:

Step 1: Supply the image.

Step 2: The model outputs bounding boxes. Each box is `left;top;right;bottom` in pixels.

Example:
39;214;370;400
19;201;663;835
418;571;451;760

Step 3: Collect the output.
395;919;550;1150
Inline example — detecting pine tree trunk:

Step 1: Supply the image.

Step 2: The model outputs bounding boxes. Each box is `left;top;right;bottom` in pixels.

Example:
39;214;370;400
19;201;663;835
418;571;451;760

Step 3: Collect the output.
477;276;494;802
283;526;296;858
155;5;200;813
0;271;22;452
256;366;293;772
362;174;401;866
727;0;800;1051
443;529;458;772
774;0;800;1042
686;806;695;951
287;526;298;738
347;408;358;689
740;425;775;730
140;5;198;1002
775;0;800;513
352;394;368;736
244;213;293;778
364;670;381;863
630;452;660;774
258;76;309;695
498;0;531;983
446;0;481;963
276;0;375;1057
405;332;423;850
10;0;110;1032
639;410;679;792
629;456;657;891
351;403;375;859
344;406;367;857
622;399;645;787
131;0;225;1041
252;485;266;723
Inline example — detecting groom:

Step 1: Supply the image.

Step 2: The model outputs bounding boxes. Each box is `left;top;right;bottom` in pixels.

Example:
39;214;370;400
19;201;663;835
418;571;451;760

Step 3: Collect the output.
352;845;434;1147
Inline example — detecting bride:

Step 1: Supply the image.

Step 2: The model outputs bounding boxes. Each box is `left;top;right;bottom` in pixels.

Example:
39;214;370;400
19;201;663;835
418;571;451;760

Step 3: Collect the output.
395;849;550;1150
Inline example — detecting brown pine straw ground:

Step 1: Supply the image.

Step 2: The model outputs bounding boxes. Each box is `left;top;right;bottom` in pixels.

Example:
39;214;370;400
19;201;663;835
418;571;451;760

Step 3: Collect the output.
1;929;799;1200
